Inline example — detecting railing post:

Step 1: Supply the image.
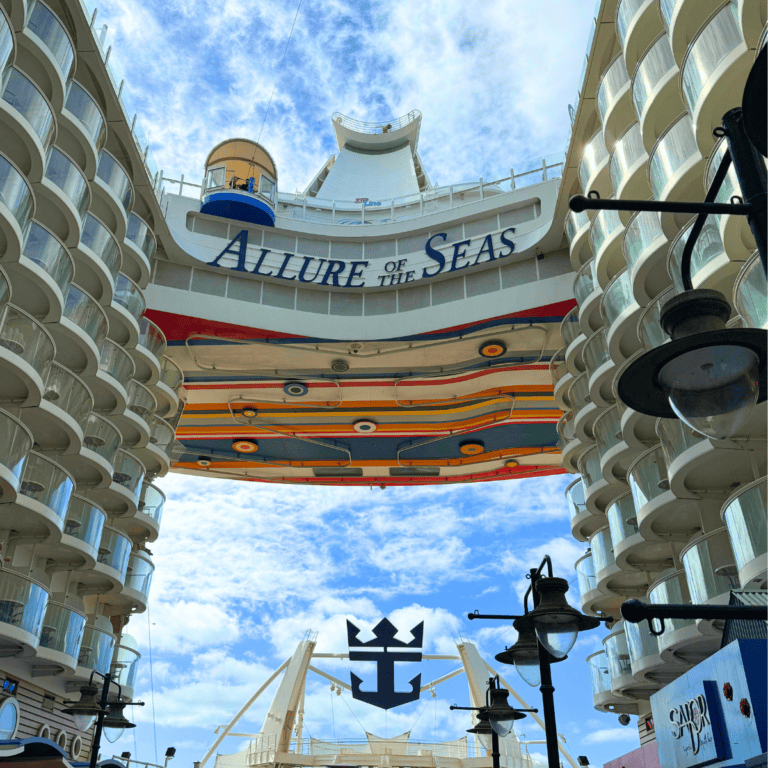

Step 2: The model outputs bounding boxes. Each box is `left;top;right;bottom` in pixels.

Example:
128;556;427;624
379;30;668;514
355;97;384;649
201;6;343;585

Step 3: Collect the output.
180;173;185;196
510;169;515;190
332;201;336;223
479;177;484;199
542;159;548;181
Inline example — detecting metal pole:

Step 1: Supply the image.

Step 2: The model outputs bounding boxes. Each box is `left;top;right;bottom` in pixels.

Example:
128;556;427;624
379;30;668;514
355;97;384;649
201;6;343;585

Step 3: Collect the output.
490;725;500;768
90;673;111;768
720;108;767;273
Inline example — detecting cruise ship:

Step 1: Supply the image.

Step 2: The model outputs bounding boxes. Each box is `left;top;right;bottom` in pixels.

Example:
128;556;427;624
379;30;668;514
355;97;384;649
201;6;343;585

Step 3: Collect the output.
0;0;764;765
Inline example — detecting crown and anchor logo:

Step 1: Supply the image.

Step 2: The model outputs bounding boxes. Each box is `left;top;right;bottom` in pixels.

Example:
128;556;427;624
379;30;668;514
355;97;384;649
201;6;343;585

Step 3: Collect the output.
346;618;424;710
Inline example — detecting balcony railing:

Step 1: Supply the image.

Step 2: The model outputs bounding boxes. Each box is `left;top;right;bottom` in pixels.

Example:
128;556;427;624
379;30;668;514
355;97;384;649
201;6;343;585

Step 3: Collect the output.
0;407;33;481
159;356;184;391
628;446;668;512
565;209;590;247
632;34;678;119
80;213;122;279
126;212;156;261
137;317;166;360
17;450;74;520
149;416;175;453
638;286;676;350
574;259;598;308
649;569;694;638
39;601;86;659
0;567;48;639
1;67;55;148
124;550;153;597
96;150;132;212
22;221;73;297
603;623;633;685
63;284;109;348
113;273;146;321
110;634;140;690
656;417;700;469
1;300;57;376
576;552;597;595
98;339;135;384
616;0;649;51
594;406;623;460
610;123;647;194
601;269;634;326
625;614;660;669
623;210;665;273
668;216;727;293
584;328;610;377
590;526;616;575
597;54;630;126
97;525;131;579
586;650;612;697
0;267;9;309
78;622;115;674
557;410;576;444
579;130;609;193
0;153;34;233
607;492;639;548
126;380;156;423
566;478;587;521
570;373;591;415
0;9;11;73
649;113;700;199
44;147;90;219
734;254;766;329
578;446;603;493
589;208;623;261
138;481;165;523
82;412;121;464
64;81;106;150
63;494;106;549
681;528;739;603
560;308;581;347
721;479;767;585
111;448;145;497
43;362;92;428
25;0;75;79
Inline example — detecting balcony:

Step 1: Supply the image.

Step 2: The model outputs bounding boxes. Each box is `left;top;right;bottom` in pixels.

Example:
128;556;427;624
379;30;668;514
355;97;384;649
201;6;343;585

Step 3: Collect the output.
597;54;633;149
0;303;56;405
77;620;115;676
123;550;154;603
75;213;122;303
579;129;610;198
594;405;641;483
55;284;108;375
681;3;752;155
110;635;140;697
601;270;642;364
92;150;133;239
96;525;132;585
638;286;675;351
624;615;672;687
123;212;155;286
110;448;146;502
60;81;106;178
590;525;618;586
551;348;572;411
0;567;49;651
136;415;175;475
575;552;607;617
107;379;155;448
0;7;11;71
562;308;586;375
133;316;166;385
632;34;684;152
608;491;674;573
0;152;35;255
660;0;726;62
565;208;591;270
648;113;705;237
567;477;603;542
0;407;33;498
604;622;654;700
721;478;767;589
66;411;122;488
35;600;86;674
574;259;603;336
609;123;650;210
108;273;145;348
36;146;89;247
583;328;614;407
62;494;106;562
0;67;56;181
623;210;669;304
590;207;625;288
616;0;665;73
579;445;624;513
587;649;632;713
557;411;584;473
734;253;767;329
90;338;134;414
571;372;599;443
737;0;768;47
133;481;164;542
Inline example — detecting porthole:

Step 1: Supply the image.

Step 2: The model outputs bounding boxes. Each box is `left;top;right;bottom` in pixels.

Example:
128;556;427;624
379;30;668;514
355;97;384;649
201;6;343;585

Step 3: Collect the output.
353;420;377;433
241;408;257;418
459;440;485;456
71;734;82;759
196;458;211;467
479;341;506;358
283;381;308;397
0;697;20;740
505;459;520;468
56;729;67;749
38;723;51;740
232;439;258;453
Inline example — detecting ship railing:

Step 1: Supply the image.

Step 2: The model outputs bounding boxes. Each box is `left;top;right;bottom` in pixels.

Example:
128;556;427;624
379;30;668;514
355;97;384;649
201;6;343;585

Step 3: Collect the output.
331;110;422;134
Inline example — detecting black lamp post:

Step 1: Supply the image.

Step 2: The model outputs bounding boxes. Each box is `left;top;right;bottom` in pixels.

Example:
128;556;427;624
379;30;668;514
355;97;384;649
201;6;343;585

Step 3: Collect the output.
469;556;606;768
63;671;144;768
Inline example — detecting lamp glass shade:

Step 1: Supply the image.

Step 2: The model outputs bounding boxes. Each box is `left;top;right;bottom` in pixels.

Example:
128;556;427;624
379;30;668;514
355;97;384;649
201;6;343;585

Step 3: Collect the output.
535;619;579;659
491;718;516;737
514;656;541;688
73;714;96;732
658;345;759;439
103;725;124;743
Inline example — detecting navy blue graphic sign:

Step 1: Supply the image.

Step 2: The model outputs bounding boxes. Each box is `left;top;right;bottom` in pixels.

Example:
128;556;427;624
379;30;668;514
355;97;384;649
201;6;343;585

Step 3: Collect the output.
347;618;423;710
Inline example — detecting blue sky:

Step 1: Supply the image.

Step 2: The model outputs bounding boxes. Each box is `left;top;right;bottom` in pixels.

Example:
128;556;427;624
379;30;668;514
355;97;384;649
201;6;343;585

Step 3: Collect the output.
86;1;643;766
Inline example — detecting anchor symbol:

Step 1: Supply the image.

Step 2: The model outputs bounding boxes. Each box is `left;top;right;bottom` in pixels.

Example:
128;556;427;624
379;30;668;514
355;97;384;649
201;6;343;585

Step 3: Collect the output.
347;618;423;710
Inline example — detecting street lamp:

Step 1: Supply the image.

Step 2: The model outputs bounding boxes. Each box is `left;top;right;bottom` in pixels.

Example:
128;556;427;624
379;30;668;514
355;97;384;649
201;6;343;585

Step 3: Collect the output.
495;617;566;688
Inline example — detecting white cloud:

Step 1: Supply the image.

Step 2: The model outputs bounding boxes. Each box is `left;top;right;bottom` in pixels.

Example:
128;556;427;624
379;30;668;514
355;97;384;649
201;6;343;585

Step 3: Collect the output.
582;727;640;745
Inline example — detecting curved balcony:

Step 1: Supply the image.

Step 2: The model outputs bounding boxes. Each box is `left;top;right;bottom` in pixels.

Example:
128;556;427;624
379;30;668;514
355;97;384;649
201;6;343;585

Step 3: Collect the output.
562;308;586;375
660;0;727;63
0;152;35;258
579;129;611;197
632;34;684;152
34;600;86;675
62;494;106;566
681;3;752;155
590;525;619;588
648;113;704;237
576;552;614;617
595;405;642;483
705;136;761;256
624;616;674;688
624;211;669;304
567;477;603;542
0;8;12;72
737;0;768;47
59;81;106;179
123;212;155;287
0;266;8;307
551;348;572;411
0;567;49;652
133;316;166;386
597;54;633;149
138;481;164;525
87;448;145;519
123;550;154;606
107;379;155;448
19;0;75;110
0;407;33;499
63;411;122;488
594;519;655;601
579;445;624;513
637;286;675;352
89;339;134;415
616;0;665;74
610;124;651;217
107;273;145;348
54;284;108;376
557;411;584;473
587;649;633;713
75;213;122;304
572;372;600;443
92;150;132;240
0;303;56;406
601;270;642;363
34;146;89;249
574;259;603;336
608;491;674;572
110;635;140;698
590;207;625;288
721;478;767;589
76;621;115;676
95;525;131;587
566;208;591;270
604;621;656;700
734;253;767;329
155;356;184;418
136;415;175;476
584;328;615;407
0;67;56;182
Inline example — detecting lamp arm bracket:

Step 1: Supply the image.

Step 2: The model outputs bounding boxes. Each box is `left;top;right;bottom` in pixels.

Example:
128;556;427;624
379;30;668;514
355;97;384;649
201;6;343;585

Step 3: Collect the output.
468;612;525;621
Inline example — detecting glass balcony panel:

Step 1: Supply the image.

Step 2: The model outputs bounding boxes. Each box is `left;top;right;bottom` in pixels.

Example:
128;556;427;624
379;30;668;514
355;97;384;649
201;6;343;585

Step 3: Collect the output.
656;417;699;467
682;528;738;603
98;339;135;383
111;636;140;689
722;482;767;576
63;494;105;548
64;81;105;149
78;624;114;674
616;0;648;49
97;526;131;578
18;451;73;519
0;68;55;148
625;617;659;665
39;601;85;658
584;329;610;375
570;373;590;414
574;259;597;307
638;287;675;350
604;628;633;681
25;0;75;78
114;273;146;321
623;210;665;272
22;222;73;296
0;408;33;480
0;268;9;309
137;317;166;359
0;153;34;231
650;570;694;633
591;527;615;573
0;304;56;374
566;478;587;520
658;0;678;27
601;270;634;326
594;406;622;459
551;348;567;386
705;137;744;205
557;411;576;443
632;35;677;118
82;412;121;463
649;114;698;199
587;650;612;695
43;362;92;428
96;151;132;212
149;416;174;452
607;493;639;547
124;551;153;597
628;446;668;511
681;4;742;116
566;209;590;245
126;212;156;261
561;309;581;346
111;449;145;496
668;217;726;293
0;569;48;638
610;123;647;193
0;10;12;72
579;447;603;489
589;208;623;258
80;214;121;279
126;380;155;422
734;254;766;329
597;54;630;125
160;357;183;391
579;131;608;192
63;285;108;348
138;482;164;524
44;147;89;219
576;553;597;594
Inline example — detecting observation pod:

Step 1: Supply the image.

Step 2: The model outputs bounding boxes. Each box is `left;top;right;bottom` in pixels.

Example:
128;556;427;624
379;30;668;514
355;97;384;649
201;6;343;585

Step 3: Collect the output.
200;138;278;227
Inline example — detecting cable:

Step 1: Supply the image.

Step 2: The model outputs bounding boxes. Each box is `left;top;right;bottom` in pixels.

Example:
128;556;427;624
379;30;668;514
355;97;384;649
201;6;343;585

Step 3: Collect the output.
147;604;159;763
256;0;304;145
338;690;367;734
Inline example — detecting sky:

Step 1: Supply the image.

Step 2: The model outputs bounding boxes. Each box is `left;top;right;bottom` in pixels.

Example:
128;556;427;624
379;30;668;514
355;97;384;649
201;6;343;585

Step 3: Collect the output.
83;1;643;766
